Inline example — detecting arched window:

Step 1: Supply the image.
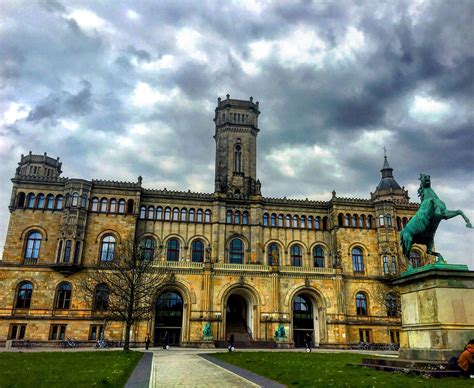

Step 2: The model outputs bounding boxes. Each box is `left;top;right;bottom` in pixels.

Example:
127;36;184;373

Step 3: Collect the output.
56;241;63;263
191;239;205;262
234;210;241;224
263;213;269;226
382;255;389;274
293;215;298;228
126;199;134;214
148;206;155;220
91;197;99;212
386;213;392;226
344;214;350;227
323;216;328;230
285;215;291;228
229;238;244;264
359;215;365;228
139;206;146;219
17;192;26;208
205;209;211;223
291;244;302;267
391;256;397;274
234;144;242;172
352;247;364;272
37;194;45;209
300;215;306;228
55;283;72;309
278;214;283;227
27;193;35;209
181;208;187;221
196;209;203;222
118;199;126;214
56;195;64;210
24;231;42;259
189;208;195;222
73;241;81;264
313;245;324;267
46;194;54;209
100;198;107;212
166;239;180;261
157;207;163;220
109;198;117;213
63;240;72;262
226;210;232;224
173;208;180;221
100;235;115;262
367;215;373;228
410;251;421;268
386;293;398;317
402;217;408;227
267;243;279;266
396;217;402;230
338;213;343;226
242;211;249;225
308;216;314;229
142;237;155;260
71;192;79;207
315;216;321;229
271;214;276;227
356;292;367;315
352;215;357;227
164;207;171;220
94;284;109;311
81;194;87;208
379;214;385;227
16;281;33;308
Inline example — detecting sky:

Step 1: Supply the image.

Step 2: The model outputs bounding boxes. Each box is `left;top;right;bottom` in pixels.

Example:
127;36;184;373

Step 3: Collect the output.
0;0;473;268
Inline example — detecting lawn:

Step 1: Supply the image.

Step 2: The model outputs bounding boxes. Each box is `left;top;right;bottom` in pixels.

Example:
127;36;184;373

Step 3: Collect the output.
211;352;472;387
0;351;143;387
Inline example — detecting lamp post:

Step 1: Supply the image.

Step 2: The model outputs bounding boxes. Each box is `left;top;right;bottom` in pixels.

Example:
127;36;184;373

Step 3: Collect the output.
263;314;269;341
215;312;222;340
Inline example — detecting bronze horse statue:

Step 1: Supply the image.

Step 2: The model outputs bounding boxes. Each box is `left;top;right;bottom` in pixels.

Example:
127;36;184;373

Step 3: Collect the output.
400;174;472;269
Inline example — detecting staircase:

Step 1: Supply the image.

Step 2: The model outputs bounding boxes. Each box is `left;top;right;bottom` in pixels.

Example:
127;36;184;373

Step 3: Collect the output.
217;320;276;349
226;321;251;342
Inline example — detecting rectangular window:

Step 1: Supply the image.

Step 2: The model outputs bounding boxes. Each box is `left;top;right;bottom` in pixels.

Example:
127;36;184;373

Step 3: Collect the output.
50;324;67;340
64;240;72;262
73;242;81;264
89;325;105;341
391;256;397;274
389;330;400;344
359;329;371;343
383;256;389;274
8;324;27;340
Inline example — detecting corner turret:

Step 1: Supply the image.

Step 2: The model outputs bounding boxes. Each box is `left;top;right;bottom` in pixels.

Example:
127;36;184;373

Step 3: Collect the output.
15;151;62;178
371;154;409;202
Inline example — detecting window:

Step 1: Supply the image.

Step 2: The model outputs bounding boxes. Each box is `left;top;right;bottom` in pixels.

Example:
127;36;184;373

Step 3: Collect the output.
73;242;81;264
157;207;163;220
234;144;242;172
139;206;146;219
410;251;421;268
367;216;372;228
383;256;389;274
359;329;371;343
89;325;105;341
338;213;343;226
100;198;107;212
278;214;283;227
267;243;279;265
386;293;398;317
65;193;70;207
173;208;180;221
285;215;291;228
271;214;276;227
379;214;384;226
242;211;249;225
308;216;314;229
167;239;180;261
323;217;328;230
118;199;126;213
164;207;171;220
205;209;211;223
293;215;298;228
234;210;241;224
91;197;99;212
226;210;232;224
81;194;87;208
352;247;364;272
56;240;63;263
391;256;397;274
196;209;203;222
181;208;187;221
300;215;306;228
16;282;33;308
37;194;45;209
63;240;72;262
55;283;72;309
71;192;79;207
315;216;320;230
126;199;134;214
356;292;368;315
142;238;155;260
17;192;26;208
109;199;117;213
191;239;205;262
359;215;365;228
100;235;116;261
291;244;302;267
229;238;244;264
24;231;41;259
344;214;350;226
148;206;155;220
386;213;392;226
390;330;400;344
189;208;195;222
94;284;109;310
313;245;324;267
27;193;35;208
263;213;269;226
352;215;357;227
8;324;26;340
50;325;67;341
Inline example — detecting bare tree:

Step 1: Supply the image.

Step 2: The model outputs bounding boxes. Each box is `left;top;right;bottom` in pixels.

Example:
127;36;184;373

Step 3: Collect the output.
80;237;169;351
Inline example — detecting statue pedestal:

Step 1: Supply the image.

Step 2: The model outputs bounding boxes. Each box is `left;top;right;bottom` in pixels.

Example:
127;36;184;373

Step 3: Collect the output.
393;263;474;361
274;336;292;349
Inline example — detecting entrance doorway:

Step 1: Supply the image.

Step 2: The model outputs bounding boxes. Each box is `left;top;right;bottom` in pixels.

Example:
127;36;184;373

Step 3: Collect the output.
292;294;315;347
225;294;250;340
155;291;183;346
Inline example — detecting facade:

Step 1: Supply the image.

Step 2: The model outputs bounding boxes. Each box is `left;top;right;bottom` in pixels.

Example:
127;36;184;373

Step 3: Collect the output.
0;95;425;348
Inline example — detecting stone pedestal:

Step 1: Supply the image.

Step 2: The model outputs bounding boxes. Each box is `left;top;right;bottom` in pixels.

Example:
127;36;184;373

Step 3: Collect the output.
393;263;474;361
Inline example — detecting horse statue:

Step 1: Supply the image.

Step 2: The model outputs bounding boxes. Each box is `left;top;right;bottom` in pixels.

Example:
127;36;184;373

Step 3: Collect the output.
400;174;472;270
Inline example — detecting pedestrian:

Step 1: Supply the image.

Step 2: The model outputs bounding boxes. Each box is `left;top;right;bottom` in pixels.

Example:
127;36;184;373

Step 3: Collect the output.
458;340;474;378
304;332;312;352
162;331;169;350
145;333;150;350
228;333;235;351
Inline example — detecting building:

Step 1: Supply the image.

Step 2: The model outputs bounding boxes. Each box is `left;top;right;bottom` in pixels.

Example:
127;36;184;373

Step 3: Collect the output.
0;95;424;348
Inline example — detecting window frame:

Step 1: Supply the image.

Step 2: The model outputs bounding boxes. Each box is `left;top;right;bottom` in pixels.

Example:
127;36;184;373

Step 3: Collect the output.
55;283;72;310
229;238;244;264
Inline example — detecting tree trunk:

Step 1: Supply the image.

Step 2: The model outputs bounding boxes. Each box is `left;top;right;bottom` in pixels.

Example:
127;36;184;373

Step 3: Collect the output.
124;322;131;351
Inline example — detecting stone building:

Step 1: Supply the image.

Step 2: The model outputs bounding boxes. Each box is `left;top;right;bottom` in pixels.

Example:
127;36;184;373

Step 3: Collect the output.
0;95;424;348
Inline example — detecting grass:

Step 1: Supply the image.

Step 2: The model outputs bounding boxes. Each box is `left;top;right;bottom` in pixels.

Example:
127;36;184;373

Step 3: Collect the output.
0;351;143;387
211;352;473;387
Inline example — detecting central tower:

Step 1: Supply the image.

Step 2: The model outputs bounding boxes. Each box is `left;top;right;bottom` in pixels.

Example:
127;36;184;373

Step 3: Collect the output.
213;94;261;196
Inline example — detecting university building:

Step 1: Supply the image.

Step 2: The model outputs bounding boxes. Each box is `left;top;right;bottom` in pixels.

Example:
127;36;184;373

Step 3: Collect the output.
0;95;423;347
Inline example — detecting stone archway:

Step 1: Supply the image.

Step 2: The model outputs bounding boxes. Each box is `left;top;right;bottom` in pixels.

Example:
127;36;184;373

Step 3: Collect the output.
154;291;184;346
223;287;258;341
292;293;321;347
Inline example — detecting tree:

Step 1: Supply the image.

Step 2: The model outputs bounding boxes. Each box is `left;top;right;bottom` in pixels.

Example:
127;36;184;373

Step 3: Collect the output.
80;237;169;351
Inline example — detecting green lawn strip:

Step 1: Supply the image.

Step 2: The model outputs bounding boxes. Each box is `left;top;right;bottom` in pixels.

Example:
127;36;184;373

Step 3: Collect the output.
211;352;472;387
0;351;143;387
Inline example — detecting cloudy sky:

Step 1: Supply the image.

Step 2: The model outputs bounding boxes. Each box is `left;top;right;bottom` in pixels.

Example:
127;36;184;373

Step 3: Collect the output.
0;0;473;268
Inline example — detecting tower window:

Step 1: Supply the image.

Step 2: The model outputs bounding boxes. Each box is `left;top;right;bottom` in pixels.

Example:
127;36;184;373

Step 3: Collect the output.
234;145;242;173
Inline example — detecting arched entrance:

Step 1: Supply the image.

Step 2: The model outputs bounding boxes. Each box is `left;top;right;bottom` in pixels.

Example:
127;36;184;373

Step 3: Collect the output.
225;291;255;341
155;291;183;346
292;294;319;347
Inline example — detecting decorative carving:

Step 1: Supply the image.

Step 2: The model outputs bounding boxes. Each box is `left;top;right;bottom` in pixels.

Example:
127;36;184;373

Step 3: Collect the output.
239;275;245;286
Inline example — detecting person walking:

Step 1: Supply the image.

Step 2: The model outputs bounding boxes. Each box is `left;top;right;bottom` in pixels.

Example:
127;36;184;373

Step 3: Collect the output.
145;333;151;350
304;332;312;352
162;331;169;350
228;333;235;351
